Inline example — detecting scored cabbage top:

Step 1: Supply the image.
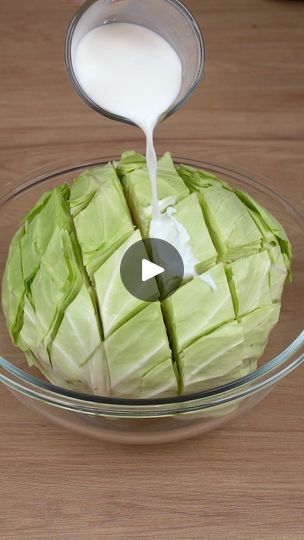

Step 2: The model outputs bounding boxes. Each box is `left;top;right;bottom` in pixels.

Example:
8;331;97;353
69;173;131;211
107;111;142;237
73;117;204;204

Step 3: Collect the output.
2;152;291;398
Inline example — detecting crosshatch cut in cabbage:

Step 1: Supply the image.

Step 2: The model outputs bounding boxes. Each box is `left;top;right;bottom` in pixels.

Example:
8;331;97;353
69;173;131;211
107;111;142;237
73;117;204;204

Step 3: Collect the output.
2;153;292;398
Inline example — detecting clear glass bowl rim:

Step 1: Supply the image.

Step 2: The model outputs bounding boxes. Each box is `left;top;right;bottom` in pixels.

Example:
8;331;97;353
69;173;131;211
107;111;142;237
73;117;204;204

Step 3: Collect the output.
64;0;205;126
0;156;303;416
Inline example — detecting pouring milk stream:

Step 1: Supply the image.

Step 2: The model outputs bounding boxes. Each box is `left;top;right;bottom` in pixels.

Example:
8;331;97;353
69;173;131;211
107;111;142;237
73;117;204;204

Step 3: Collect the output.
74;22;213;284
74;23;181;219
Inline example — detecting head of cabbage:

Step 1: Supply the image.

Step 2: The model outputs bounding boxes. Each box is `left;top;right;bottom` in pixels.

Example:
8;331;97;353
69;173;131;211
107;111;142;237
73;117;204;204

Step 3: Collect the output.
1;152;291;398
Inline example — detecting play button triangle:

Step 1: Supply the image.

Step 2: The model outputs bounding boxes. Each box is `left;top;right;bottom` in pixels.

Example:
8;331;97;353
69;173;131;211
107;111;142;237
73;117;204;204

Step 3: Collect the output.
120;238;184;301
142;259;164;282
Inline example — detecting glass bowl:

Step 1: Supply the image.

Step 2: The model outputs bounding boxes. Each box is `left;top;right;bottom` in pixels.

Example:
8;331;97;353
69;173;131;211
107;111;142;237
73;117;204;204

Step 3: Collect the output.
0;158;303;444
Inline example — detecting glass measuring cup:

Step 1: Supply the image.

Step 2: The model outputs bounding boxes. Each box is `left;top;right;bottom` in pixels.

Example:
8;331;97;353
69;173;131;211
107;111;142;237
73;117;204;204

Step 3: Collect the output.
65;0;205;125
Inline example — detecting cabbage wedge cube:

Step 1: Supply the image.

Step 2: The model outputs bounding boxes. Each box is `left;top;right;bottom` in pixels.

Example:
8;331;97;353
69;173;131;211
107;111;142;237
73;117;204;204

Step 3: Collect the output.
70;163;134;276
50;284;110;395
226;251;272;317
199;186;262;262
117;151;189;236
2;228;26;342
236;189;292;264
104;303;177;398
177;163;230;191
94;230;159;338
179;321;245;393
162;264;235;355
240;304;281;361
151;193;217;276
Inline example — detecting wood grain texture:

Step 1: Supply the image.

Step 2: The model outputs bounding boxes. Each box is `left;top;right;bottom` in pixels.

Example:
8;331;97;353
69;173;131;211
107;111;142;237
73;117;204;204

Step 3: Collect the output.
0;0;303;538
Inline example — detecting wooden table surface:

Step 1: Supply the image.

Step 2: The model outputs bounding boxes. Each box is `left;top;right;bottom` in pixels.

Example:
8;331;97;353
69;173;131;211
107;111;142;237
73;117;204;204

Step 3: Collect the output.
0;0;303;538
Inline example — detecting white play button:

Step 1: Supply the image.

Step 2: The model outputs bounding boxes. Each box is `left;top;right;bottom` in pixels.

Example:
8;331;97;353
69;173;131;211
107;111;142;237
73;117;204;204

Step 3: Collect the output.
120;238;184;301
142;258;164;282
